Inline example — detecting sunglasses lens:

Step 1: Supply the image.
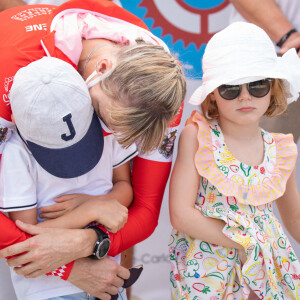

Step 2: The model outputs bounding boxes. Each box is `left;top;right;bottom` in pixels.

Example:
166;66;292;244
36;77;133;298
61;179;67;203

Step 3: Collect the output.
248;79;271;98
218;85;241;100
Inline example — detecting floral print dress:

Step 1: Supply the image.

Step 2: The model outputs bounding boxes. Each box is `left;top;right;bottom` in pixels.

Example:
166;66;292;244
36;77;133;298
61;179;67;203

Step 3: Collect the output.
169;111;300;300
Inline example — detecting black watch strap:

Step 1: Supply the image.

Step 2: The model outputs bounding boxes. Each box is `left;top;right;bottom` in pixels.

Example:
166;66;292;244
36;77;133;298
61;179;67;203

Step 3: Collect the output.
276;28;297;48
89;226;110;260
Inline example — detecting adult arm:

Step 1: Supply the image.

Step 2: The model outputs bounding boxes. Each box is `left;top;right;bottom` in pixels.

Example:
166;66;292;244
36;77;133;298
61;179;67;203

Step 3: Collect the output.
276;169;300;243
106;105;185;256
0;215;76;280
0;0;25;11
0;214;129;298
0;108;183;273
67;257;129;300
0;168;131;275
230;0;300;55
1;221;96;275
0;159;132;297
169;123;243;249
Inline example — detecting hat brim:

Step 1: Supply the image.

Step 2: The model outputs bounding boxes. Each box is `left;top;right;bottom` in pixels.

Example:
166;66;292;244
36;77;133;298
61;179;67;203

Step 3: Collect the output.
27;112;104;178
189;49;300;106
189;72;297;106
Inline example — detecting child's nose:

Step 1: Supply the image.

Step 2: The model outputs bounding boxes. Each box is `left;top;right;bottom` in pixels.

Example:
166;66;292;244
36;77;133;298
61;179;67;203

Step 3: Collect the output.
238;85;251;101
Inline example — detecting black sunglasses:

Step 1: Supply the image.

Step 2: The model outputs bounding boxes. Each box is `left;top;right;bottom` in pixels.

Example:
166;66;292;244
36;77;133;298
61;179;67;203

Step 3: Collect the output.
218;78;273;100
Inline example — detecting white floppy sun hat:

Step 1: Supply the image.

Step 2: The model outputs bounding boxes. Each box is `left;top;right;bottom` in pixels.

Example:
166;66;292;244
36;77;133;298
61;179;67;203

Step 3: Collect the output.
189;22;300;105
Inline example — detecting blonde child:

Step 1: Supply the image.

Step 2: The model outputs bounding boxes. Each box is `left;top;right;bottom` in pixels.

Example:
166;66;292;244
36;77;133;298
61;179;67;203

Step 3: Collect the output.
0;57;138;300
169;22;300;299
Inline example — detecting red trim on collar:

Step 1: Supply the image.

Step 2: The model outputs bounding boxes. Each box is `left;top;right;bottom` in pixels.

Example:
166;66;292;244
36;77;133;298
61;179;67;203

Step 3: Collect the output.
102;129;112;137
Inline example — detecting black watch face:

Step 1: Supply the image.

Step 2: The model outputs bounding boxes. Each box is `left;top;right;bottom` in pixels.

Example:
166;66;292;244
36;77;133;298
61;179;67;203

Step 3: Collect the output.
97;239;110;258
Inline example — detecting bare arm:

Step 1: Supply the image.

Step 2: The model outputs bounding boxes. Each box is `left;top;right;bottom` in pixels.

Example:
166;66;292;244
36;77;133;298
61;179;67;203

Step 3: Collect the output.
9;208;37;225
38;162;132;232
40;162;133;219
169;124;243;249
38;197;128;233
111;161;133;207
276;169;300;243
230;0;300;55
0;0;25;11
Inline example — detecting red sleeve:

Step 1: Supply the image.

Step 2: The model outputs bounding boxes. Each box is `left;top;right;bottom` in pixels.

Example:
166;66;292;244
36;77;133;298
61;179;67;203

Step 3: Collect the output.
0;213;31;250
106;103;184;256
46;261;74;280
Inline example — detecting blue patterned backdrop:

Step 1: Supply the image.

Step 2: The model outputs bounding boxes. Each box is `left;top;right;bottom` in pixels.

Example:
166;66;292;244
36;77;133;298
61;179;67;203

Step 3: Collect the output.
120;0;231;79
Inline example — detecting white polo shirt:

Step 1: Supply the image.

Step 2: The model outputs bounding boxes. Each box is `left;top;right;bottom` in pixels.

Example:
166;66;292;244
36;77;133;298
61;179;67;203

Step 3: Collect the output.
0;120;137;300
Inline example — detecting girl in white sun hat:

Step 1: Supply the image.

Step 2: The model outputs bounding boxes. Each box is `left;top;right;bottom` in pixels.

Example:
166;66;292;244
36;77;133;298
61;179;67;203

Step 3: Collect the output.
169;22;300;299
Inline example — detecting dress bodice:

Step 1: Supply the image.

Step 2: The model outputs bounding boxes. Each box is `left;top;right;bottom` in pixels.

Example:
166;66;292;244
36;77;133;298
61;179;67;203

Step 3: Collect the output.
187;110;297;206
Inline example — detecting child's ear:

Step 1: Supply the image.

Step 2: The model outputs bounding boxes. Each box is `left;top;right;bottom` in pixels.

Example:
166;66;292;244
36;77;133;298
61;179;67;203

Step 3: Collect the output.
11;114;16;124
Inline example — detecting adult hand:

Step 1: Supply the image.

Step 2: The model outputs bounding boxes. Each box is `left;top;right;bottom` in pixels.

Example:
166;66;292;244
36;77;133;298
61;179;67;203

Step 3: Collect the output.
0;221;96;278
40;194;91;219
280;32;300;57
68;257;130;300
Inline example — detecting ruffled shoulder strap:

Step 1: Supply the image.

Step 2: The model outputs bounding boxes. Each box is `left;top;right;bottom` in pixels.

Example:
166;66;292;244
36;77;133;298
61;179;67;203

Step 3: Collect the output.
271;132;298;180
186;110;211;138
189;110;297;206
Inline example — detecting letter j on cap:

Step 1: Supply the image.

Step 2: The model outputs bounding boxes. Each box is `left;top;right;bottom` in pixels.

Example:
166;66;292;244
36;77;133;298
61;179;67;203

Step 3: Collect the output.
61;113;76;141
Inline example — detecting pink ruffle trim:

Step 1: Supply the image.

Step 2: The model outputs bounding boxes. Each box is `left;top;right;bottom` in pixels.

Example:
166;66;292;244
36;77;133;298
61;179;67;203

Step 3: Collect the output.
188;110;297;206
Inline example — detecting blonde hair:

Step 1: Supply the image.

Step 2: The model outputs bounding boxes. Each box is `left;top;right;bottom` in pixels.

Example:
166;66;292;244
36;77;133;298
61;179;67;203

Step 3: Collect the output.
201;79;288;121
100;43;186;154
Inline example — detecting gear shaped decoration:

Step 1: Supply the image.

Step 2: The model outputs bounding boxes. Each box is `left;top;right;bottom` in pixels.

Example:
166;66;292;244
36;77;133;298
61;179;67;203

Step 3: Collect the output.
139;0;230;48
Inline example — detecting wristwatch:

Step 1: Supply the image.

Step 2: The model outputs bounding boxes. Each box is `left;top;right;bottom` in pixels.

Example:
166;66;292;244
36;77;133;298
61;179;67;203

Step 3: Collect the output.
89;226;111;259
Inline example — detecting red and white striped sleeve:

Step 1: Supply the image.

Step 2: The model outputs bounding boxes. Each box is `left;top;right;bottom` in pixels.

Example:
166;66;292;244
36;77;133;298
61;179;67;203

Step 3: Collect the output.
0;213;74;280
